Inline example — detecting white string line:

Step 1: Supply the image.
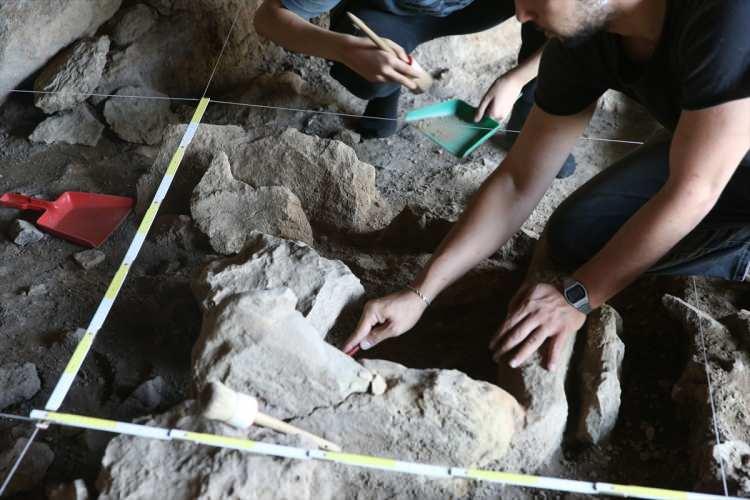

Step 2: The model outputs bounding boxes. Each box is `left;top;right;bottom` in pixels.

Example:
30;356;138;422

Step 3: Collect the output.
201;3;244;98
691;276;729;496
0;426;41;497
7;88;200;102
6;88;646;146
0;412;37;423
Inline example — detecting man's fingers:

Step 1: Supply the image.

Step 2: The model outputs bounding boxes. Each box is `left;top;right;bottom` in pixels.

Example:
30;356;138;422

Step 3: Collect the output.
475;97;491;122
343;305;380;353
390;58;421;79
509;328;548;368
382;66;418;90
492;316;538;361
384;38;410;63
361;323;395;350
545;332;569;371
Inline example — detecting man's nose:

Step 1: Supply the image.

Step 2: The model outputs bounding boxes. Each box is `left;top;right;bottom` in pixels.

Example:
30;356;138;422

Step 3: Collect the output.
514;1;536;23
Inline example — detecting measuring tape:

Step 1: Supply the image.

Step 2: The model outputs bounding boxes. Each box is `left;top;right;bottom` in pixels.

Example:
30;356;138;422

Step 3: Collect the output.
44;98;211;411
28;410;737;500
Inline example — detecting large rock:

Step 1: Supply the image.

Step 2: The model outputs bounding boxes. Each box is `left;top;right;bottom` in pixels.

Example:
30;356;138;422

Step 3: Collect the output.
576;305;625;444
0;362;41;410
663;293;750;496
98;361;522;499
229;128;391;234
192;289;371;420
137;125;391;234
494;330;577;472
110;4;158;47
30;104;104;146
0;438;54;496
190;152;313;253
0;0;121;104
103;86;175;145
194;232;364;337
33;36;110;113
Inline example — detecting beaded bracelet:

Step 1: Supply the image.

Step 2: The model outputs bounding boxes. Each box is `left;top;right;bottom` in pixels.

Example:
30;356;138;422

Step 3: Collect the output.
406;285;431;307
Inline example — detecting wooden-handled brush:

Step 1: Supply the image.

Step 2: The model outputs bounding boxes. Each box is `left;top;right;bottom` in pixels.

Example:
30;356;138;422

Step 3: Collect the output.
199;381;342;452
346;12;434;94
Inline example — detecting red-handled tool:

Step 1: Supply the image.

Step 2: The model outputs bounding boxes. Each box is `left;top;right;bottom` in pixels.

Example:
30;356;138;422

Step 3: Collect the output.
0;192;134;248
344;345;361;357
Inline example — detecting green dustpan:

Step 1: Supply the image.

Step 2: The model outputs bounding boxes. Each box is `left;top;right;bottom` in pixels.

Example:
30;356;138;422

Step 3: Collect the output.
405;99;501;159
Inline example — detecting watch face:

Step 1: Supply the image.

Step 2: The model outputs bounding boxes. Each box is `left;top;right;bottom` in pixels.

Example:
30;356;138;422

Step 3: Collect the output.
566;283;586;303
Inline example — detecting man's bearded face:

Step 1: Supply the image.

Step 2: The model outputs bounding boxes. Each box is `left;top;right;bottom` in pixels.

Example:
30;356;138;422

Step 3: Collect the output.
516;0;615;47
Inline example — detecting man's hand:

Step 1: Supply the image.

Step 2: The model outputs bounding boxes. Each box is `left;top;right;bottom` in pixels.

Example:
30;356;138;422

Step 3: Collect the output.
474;73;524;123
339;36;421;91
343;289;428;353
489;283;585;371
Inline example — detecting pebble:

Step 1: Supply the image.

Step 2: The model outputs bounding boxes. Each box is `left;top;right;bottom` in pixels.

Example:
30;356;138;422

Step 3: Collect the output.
370;374;387;395
27;284;47;296
357;369;373;383
9;220;45;246
73;249;106;270
0;362;41;410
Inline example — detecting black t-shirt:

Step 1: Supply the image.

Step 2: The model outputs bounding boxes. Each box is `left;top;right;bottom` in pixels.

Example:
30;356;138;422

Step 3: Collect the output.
535;0;750;162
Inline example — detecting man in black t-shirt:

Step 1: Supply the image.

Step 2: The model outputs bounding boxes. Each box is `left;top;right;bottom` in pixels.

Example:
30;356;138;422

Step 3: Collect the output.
344;0;750;371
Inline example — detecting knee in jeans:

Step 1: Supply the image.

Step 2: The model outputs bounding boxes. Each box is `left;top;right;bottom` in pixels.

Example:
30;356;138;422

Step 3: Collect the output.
547;206;591;270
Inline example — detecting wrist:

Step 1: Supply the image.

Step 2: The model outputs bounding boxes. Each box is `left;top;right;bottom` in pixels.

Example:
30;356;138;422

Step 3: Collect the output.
406;284;431;308
329;34;357;64
561;276;592;315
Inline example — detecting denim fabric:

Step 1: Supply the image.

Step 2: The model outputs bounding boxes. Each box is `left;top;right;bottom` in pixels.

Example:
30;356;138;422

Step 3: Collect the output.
548;139;750;281
327;0;545;100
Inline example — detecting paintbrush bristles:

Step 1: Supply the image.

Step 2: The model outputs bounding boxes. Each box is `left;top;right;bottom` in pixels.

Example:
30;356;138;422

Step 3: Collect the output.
200;381;238;422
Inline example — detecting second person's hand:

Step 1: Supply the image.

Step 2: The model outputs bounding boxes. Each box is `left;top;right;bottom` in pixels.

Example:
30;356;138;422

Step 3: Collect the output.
474;72;524;123
339;35;421;91
343;289;428;353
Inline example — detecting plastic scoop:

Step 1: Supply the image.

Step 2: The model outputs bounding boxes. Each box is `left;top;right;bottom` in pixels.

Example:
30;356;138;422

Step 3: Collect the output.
0;192;134;248
405;99;502;158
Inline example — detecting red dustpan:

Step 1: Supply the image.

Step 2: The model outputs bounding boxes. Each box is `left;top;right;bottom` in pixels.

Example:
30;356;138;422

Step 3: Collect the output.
0;192;134;248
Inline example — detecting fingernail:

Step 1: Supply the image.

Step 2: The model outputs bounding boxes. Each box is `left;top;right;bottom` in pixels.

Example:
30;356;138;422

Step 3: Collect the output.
509;359;518;368
360;339;372;350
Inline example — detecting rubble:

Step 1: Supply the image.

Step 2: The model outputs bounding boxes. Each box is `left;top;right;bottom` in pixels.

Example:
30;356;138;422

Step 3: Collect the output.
110;4;157;47
33;36;111;114
30;104;105;146
191;152;314;253
0;0;121;104
0;361;41;410
9;220;45;247
0;437;54;496
73;249;106;270
103;86;175;144
193;232;364;337
576;305;625;444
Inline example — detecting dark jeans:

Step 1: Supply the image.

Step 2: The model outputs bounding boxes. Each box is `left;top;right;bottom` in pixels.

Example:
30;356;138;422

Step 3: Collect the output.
328;0;546;100
548;139;750;281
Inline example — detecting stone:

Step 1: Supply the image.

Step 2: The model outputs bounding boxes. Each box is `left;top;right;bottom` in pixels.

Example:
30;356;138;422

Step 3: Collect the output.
48;479;90;500
370;374;387;395
0;362;41;410
723;309;750;350
228;128;391;234
663;294;750;495
118;376;176;419
708;441;750;496
494;329;577;472
190;152;313;253
0;437;54;496
30;104;105;147
333;129;361;147
103;86;175;145
193;232;364;338
192;289;371;420
576;305;625;444
33;36;110;113
110;4;157;47
98;362;523;499
0;0;122;104
73;249;106;270
9;220;45;246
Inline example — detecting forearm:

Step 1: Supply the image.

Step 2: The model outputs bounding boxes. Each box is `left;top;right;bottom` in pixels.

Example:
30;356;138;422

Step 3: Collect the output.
413;170;541;300
574;188;716;308
506;46;544;88
254;1;350;62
